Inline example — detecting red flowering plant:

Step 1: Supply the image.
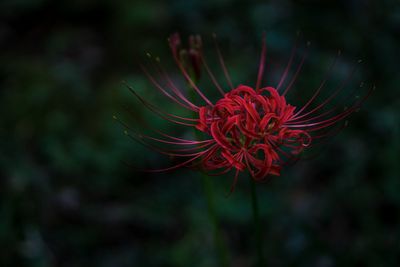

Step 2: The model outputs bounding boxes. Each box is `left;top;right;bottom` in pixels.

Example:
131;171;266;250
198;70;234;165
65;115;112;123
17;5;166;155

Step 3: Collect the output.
119;33;373;191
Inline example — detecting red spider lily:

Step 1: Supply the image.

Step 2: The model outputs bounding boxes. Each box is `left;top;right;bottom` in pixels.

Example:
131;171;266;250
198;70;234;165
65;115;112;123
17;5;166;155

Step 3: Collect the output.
119;33;373;190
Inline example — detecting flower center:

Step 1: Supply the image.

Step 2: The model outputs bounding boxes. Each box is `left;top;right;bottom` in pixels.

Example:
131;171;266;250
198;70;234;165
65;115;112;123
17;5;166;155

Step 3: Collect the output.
197;85;296;150
196;85;311;177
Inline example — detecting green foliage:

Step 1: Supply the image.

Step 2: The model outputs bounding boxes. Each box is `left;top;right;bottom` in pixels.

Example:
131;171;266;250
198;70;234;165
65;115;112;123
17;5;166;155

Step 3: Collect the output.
0;0;399;266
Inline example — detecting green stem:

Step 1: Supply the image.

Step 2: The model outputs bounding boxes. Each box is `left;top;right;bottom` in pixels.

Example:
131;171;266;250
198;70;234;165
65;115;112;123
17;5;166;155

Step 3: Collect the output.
201;173;229;267
250;178;265;267
188;84;228;266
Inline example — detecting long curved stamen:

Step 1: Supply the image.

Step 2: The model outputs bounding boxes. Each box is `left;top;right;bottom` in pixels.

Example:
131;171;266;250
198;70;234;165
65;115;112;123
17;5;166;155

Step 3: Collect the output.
276;34;300;90
151;58;202;111
143;150;213;172
285;84;374;130
293;50;341;118
285;80;365;126
127;132;213;157
282;41;310;96
169;36;214;106
289;59;362;122
213;33;234;90
114;116;209;150
256;32;267;91
140;65;199;111
123;82;197;127
201;55;225;95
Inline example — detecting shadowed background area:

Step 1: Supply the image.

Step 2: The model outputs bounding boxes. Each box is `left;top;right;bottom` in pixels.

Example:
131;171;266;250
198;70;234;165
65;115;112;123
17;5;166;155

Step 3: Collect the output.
0;0;399;266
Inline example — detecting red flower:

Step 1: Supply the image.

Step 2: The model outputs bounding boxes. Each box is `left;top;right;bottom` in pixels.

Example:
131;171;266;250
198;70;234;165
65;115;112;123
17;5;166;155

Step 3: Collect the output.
120;33;373;189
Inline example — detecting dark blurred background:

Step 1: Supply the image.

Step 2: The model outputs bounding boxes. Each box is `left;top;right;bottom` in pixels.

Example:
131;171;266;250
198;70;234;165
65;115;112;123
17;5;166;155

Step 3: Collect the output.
0;0;399;266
